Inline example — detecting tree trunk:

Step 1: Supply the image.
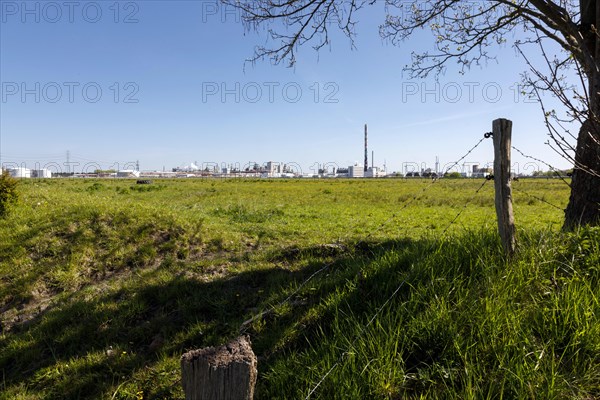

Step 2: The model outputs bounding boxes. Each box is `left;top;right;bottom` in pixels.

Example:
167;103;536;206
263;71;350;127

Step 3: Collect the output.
564;1;600;229
564;119;600;229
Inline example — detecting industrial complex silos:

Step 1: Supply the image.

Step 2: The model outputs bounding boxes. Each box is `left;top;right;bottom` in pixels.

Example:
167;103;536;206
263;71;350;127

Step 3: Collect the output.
9;168;31;178
32;169;52;178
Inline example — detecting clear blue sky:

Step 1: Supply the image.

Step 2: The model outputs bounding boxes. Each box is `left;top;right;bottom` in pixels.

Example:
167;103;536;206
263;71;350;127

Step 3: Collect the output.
0;0;577;174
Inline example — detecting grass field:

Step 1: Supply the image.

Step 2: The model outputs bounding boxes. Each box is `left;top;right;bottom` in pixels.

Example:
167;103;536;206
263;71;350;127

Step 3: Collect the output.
1;177;599;399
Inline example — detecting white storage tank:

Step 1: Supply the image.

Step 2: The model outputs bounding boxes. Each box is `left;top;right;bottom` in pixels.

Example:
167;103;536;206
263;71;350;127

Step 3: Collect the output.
117;170;141;178
348;164;364;178
32;169;52;178
9;168;31;178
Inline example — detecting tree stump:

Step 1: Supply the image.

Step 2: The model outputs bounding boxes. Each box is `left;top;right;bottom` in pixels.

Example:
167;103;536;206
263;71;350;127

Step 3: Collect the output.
181;336;257;400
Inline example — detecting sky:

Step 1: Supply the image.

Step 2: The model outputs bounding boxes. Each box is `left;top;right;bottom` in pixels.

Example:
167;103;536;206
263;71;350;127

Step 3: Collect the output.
0;0;580;175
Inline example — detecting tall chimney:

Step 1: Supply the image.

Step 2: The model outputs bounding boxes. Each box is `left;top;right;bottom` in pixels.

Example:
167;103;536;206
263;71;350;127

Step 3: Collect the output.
364;124;368;172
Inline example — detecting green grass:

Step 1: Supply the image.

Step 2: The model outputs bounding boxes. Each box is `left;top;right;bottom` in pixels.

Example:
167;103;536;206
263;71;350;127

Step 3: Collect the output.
2;177;598;399
259;228;600;399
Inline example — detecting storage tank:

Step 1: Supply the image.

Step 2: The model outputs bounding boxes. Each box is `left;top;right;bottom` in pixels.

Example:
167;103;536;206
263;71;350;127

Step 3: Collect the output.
32;169;52;178
117;170;141;178
9;168;31;178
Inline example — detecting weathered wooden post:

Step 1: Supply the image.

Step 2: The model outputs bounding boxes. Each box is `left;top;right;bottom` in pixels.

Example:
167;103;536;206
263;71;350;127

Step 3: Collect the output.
181;336;257;400
492;118;517;256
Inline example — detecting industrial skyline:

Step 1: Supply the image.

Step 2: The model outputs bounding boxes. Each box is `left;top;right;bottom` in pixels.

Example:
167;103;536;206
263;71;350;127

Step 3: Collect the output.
1;1;577;174
1;123;474;177
3;122;563;178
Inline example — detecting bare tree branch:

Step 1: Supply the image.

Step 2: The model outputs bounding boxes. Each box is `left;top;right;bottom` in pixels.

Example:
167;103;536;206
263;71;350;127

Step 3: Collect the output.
224;0;600;226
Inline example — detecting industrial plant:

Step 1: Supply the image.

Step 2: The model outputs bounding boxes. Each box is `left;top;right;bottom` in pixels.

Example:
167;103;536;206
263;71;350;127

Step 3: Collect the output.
2;124;548;179
2;124;391;179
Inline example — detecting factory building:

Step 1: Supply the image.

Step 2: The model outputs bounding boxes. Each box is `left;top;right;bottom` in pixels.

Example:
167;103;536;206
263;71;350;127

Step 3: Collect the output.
262;161;283;177
117;170;141;178
8;168;31;178
348;164;364;178
365;166;384;178
32;169;52;178
472;164;492;178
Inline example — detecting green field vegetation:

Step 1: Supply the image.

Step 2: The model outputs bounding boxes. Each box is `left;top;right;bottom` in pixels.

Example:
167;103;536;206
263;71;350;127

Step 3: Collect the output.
1;178;598;399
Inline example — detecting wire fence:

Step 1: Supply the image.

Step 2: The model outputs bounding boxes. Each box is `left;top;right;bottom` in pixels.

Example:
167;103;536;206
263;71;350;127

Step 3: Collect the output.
512;186;565;211
303;136;569;398
304;173;493;398
235;132;499;397
239;133;492;333
234;131;569;398
511;145;572;187
305;278;408;399
441;178;490;236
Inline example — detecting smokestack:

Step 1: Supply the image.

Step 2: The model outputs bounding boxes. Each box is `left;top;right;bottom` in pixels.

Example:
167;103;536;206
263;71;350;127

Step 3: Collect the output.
372;150;374;169
364;124;368;172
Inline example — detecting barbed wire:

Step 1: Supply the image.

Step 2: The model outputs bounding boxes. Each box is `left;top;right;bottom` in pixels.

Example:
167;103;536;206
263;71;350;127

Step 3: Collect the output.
509;145;600;212
443;135;489;174
240;178;435;330
363;180;438;241
239;133;492;333
364;132;490;241
511;145;571;187
304;177;491;398
512;186;564;211
441;178;490;236
302;137;579;397
305;280;407;399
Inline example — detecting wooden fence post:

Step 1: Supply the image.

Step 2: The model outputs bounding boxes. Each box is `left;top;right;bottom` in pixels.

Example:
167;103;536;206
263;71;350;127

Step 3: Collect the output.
181;336;257;400
492;118;517;256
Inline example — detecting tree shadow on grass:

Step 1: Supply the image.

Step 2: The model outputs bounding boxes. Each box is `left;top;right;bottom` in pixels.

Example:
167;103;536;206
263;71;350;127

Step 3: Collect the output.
250;232;508;399
0;236;441;399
